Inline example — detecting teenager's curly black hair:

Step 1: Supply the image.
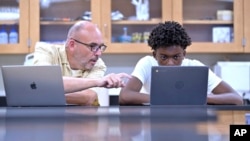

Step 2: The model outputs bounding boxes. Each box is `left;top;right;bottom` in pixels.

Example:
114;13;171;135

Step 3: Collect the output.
148;21;192;50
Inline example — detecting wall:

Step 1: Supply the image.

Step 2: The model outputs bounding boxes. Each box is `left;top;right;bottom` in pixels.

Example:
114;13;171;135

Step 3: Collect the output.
0;55;26;94
0;53;250;95
102;53;250;74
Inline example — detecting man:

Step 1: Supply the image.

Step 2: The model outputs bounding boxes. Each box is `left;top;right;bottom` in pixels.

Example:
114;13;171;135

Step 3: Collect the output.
33;21;131;106
119;21;243;105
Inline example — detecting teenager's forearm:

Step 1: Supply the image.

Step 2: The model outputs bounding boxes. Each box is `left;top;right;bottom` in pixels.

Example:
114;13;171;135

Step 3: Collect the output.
207;93;243;105
119;92;149;105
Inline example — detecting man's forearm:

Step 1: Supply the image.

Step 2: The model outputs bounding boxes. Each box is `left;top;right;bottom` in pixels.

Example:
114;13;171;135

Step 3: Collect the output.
63;77;99;93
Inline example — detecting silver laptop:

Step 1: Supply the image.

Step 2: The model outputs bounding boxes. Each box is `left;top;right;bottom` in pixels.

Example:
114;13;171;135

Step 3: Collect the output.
150;66;208;105
1;65;66;107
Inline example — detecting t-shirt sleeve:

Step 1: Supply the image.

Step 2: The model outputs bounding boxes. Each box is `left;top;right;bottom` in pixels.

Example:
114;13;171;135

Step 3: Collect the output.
183;59;222;93
207;69;222;94
192;60;222;93
131;56;156;84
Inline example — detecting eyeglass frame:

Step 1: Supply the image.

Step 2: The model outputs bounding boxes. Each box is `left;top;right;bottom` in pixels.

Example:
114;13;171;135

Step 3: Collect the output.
71;38;107;53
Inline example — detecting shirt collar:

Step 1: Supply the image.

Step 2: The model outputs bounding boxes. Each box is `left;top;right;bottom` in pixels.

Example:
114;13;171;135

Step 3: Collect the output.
60;44;85;77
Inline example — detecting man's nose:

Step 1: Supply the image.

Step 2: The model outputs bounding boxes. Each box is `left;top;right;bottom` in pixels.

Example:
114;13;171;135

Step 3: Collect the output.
94;48;102;56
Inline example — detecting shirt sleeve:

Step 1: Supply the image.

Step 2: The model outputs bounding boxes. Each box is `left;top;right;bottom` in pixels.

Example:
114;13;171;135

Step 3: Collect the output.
207;69;222;94
131;56;153;84
182;59;222;94
131;56;158;84
189;59;222;93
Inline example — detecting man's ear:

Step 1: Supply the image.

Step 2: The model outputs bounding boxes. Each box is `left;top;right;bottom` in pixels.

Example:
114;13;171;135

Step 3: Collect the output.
67;39;76;50
152;51;156;58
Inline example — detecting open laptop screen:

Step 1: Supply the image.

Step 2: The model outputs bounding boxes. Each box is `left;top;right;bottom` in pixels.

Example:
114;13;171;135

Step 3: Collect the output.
2;65;66;107
150;66;208;105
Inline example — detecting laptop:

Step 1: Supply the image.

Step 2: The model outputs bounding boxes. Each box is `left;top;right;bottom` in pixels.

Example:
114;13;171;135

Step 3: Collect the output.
1;65;66;107
150;66;208;105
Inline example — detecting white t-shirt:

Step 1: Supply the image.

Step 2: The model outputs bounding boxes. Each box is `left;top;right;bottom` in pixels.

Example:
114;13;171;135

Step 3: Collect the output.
131;56;222;95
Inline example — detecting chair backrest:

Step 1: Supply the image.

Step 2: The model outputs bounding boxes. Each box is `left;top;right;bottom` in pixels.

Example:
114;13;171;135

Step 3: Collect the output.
24;53;34;66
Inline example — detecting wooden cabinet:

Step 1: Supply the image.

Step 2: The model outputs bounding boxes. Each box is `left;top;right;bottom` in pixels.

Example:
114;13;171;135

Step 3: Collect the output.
0;0;248;54
0;0;30;54
100;0;172;54
197;110;250;135
173;0;244;53
244;0;250;52
29;0;101;53
0;0;101;54
100;0;246;54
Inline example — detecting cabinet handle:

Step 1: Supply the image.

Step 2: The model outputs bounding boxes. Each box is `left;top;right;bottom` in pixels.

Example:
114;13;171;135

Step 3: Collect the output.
103;24;108;41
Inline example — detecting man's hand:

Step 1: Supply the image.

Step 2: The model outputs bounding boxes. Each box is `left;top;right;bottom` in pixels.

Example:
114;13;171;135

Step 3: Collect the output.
97;73;132;88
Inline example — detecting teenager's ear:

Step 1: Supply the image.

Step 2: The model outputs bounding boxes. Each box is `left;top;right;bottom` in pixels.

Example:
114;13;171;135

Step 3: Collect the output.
152;51;156;58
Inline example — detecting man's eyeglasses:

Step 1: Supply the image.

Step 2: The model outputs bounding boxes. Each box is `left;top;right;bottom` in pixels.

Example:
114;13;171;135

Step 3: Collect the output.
71;38;107;53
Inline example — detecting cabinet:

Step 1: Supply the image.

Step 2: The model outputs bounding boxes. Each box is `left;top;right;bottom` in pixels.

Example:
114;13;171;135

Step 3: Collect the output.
0;0;30;54
172;0;244;53
29;0;101;53
244;0;250;52
100;0;172;54
0;0;248;54
100;0;246;53
32;0;172;54
0;0;101;54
